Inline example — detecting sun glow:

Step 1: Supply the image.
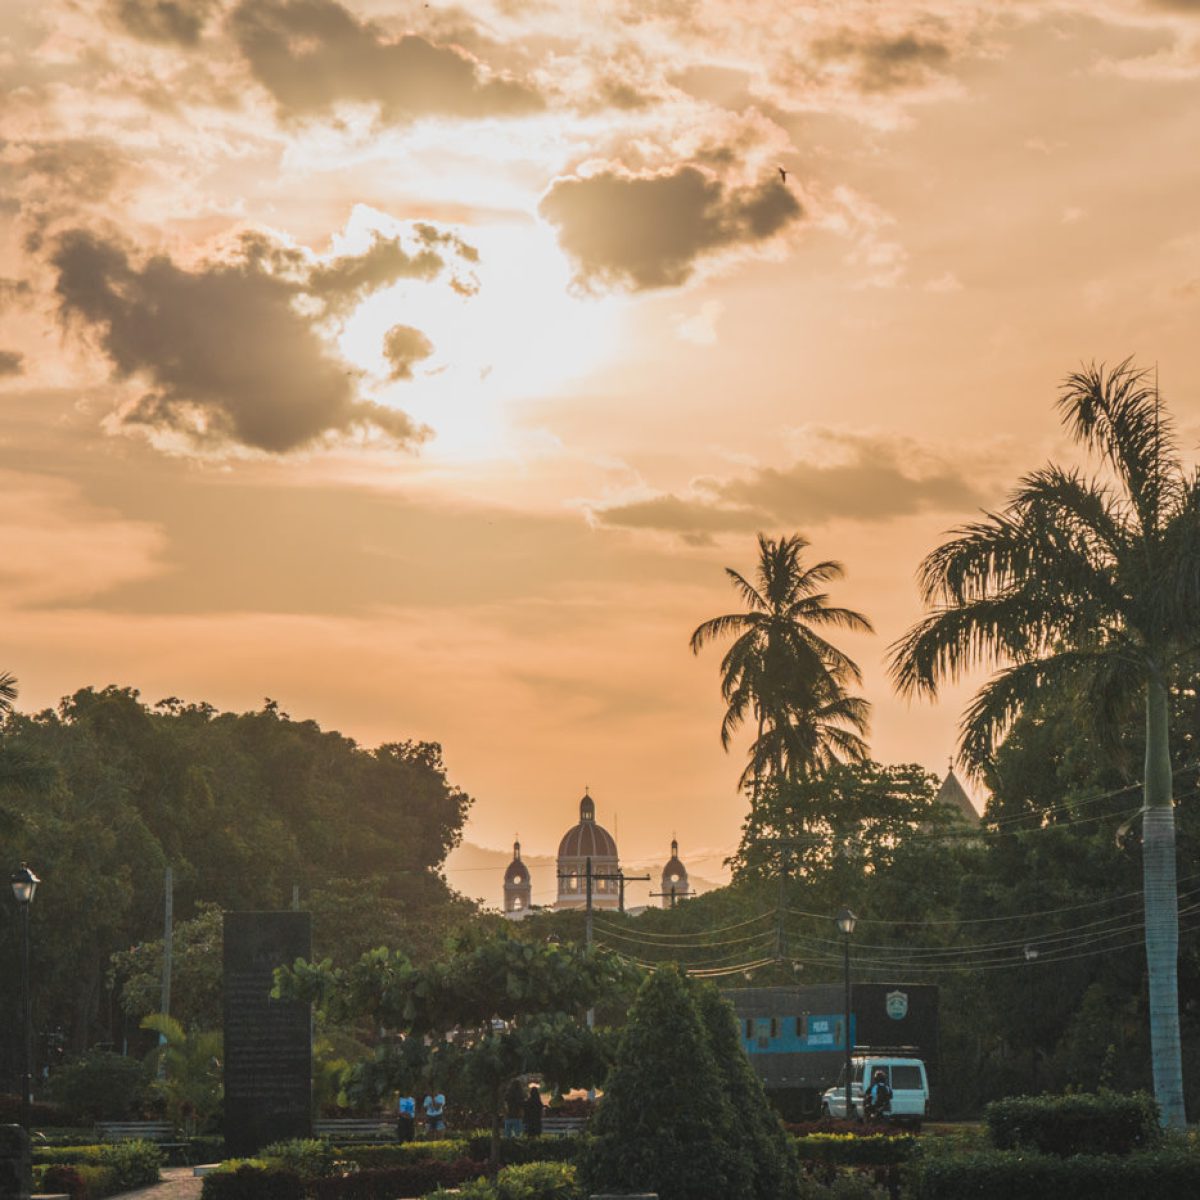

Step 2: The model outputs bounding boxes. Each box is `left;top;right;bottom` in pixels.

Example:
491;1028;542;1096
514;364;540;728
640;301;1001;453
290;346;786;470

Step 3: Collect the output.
338;211;623;461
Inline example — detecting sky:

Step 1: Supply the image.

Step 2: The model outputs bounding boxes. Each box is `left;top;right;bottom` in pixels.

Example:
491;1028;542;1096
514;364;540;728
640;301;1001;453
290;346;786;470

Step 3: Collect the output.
4;0;1200;906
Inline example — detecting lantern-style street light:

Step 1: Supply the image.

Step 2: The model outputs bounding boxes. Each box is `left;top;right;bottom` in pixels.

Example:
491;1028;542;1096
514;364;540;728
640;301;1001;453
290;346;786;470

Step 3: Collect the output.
11;863;40;1131
836;907;856;1120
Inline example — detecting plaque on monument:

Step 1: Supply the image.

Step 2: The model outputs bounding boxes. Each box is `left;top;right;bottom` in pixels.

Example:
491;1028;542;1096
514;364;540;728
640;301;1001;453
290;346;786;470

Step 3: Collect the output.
223;911;312;1156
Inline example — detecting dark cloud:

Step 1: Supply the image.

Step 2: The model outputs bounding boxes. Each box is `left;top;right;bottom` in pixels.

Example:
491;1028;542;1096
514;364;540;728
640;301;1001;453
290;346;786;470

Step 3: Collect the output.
592;434;983;541
227;0;544;123
813;29;952;93
383;325;435;381
112;0;219;45
0;350;24;377
48;226;474;453
539;166;802;291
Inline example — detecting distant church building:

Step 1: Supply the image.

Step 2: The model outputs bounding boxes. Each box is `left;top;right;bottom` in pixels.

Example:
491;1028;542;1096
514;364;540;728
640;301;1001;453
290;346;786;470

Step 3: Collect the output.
935;768;979;824
503;839;532;915
659;839;690;908
555;791;620;910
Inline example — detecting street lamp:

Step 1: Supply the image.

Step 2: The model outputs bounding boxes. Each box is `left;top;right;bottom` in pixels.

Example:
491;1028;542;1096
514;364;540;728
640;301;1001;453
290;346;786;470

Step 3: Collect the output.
11;863;40;1131
836;907;856;1120
1023;944;1039;1093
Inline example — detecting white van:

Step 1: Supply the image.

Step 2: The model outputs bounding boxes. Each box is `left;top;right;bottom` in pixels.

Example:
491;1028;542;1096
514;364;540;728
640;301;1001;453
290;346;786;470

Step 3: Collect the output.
820;1054;929;1125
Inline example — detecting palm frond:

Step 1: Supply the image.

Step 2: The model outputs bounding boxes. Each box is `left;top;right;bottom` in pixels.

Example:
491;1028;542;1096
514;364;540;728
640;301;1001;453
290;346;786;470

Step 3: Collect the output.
1058;358;1183;536
0;672;17;715
689;612;755;654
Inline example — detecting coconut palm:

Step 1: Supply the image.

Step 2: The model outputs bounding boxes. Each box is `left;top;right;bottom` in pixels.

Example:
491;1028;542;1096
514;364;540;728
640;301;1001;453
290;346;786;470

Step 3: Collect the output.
888;358;1200;1128
690;533;873;791
0;672;16;717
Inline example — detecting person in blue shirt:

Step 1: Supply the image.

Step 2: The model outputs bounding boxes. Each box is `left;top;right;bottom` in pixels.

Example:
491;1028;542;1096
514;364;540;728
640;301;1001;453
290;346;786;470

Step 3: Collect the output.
396;1094;416;1142
865;1070;892;1122
423;1090;446;1135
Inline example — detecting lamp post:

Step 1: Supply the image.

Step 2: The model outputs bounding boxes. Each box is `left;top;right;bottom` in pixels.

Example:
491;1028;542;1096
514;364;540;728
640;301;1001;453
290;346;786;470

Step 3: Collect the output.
836;907;856;1119
1023;944;1039;1093
11;863;40;1132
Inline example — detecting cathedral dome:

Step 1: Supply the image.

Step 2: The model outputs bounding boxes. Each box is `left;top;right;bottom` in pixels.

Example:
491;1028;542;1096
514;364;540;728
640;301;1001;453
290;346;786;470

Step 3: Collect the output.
557;792;618;859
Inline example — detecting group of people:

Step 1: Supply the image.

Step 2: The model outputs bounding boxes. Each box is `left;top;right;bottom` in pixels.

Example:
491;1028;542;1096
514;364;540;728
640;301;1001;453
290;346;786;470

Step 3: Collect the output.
396;1091;447;1141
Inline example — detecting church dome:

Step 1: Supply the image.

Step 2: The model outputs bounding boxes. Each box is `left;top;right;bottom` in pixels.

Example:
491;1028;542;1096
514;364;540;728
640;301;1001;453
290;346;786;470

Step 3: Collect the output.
557;792;618;859
662;840;687;887
504;840;528;885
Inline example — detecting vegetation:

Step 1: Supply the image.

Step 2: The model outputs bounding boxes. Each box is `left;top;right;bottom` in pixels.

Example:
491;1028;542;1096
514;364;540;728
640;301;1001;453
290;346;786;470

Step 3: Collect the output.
984;1090;1161;1156
890;359;1200;1125
690;532;872;793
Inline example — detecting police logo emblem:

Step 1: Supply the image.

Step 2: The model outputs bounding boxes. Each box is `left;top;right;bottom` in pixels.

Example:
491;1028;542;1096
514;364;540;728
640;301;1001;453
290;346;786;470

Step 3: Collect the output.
885;990;908;1020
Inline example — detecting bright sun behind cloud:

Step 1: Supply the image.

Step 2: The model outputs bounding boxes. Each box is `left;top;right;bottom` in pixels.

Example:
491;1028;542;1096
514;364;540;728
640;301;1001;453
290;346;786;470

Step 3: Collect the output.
338;209;624;461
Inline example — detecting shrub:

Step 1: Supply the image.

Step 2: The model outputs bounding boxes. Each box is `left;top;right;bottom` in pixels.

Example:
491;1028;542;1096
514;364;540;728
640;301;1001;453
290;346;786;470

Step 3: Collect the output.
911;1148;1200;1200
96;1139;162;1190
984;1091;1161;1156
0;1093;73;1126
309;1161;477;1200
465;1136;580;1167
201;1164;306;1200
792;1134;916;1167
493;1161;582;1200
34;1145;109;1166
39;1164;122;1200
332;1140;469;1167
43;1052;151;1121
260;1139;339;1178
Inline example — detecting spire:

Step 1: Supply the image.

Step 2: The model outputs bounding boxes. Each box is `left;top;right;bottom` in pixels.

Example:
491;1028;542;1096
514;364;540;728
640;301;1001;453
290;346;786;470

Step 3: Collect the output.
513;837;522;860
580;790;595;822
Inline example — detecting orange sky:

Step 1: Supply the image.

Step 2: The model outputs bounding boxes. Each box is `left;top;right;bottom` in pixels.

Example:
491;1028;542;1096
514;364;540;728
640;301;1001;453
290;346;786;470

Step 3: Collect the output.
4;1;1200;904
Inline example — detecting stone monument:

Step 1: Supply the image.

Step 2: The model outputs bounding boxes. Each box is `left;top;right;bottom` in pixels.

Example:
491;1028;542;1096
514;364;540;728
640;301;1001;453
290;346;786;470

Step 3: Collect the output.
0;1125;30;1200
223;911;312;1156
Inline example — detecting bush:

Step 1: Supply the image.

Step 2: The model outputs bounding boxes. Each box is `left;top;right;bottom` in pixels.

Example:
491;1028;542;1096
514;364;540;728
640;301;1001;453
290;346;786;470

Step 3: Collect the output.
465;1136;580;1167
201;1165;306;1200
260;1139;340;1179
43;1052;152;1121
309;1161;478;1200
97;1139;162;1190
34;1145;110;1166
792;1134;916;1167
332;1140;469;1168
985;1091;1161;1156
0;1093;72;1126
38;1164;122;1200
911;1148;1200;1200
492;1161;582;1200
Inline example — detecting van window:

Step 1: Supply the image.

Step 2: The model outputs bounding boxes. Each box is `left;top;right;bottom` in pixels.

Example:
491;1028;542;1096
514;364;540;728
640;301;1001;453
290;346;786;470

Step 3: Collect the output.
852;1062;864;1084
891;1066;923;1090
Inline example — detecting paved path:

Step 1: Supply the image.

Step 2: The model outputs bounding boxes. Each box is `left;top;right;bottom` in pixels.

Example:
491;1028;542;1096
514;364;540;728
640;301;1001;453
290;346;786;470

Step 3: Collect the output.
111;1166;207;1200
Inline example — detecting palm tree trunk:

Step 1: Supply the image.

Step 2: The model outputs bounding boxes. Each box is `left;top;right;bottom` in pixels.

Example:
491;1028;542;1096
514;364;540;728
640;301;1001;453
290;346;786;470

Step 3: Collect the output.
1143;674;1185;1128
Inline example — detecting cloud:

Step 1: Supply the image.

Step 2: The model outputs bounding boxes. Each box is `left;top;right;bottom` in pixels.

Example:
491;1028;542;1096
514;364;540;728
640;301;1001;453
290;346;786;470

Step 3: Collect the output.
227;0;544;123
111;0;220;45
383;325;435;381
49;225;474;453
591;431;984;542
813;28;952;93
0;350;25;377
539;165;802;291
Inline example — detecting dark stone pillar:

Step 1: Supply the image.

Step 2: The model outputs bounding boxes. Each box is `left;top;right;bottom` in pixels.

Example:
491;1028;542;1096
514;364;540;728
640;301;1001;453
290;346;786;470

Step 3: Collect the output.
223;912;313;1157
0;1125;31;1200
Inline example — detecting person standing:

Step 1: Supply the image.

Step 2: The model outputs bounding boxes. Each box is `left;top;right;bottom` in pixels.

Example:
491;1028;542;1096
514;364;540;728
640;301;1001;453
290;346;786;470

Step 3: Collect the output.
397;1093;416;1142
865;1069;892;1122
424;1089;446;1135
522;1083;543;1137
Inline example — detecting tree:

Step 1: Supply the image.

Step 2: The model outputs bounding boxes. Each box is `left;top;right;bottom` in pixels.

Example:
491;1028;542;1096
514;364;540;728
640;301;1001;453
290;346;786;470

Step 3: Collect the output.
690;533;872;796
582;965;752;1200
140;1013;223;1135
889;358;1200;1127
276;930;633;1172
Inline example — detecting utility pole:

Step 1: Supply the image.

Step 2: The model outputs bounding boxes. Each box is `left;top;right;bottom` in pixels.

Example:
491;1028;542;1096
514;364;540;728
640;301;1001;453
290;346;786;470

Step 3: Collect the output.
159;865;173;1076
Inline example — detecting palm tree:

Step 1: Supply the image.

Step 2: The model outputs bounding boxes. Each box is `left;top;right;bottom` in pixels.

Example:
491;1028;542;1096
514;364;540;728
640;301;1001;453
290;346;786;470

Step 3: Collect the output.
888;358;1199;1128
0;672;16;717
690;533;873;792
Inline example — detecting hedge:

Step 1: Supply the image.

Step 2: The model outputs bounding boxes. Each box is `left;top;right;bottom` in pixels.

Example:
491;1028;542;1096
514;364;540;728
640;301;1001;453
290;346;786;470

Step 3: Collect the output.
985;1092;1160;1157
330;1140;470;1167
911;1149;1200;1200
34;1140;161;1191
792;1134;916;1166
309;1161;479;1200
465;1136;581;1166
200;1165;306;1200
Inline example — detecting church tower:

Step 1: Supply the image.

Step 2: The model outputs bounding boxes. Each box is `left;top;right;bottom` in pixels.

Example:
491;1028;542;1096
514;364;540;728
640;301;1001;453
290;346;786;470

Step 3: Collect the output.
555;791;620;910
503;839;532;915
659;838;690;908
